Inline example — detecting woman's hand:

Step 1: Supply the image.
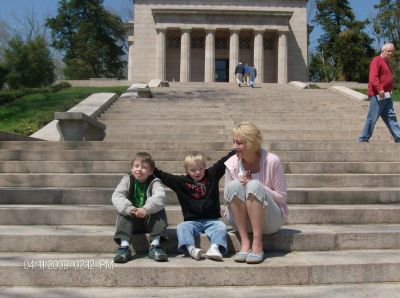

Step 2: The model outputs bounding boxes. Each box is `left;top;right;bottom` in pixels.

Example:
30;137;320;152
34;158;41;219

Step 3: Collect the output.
239;171;251;185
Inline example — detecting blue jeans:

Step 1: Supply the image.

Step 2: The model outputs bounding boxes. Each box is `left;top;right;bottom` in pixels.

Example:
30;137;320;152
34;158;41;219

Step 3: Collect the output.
177;219;228;255
359;96;400;143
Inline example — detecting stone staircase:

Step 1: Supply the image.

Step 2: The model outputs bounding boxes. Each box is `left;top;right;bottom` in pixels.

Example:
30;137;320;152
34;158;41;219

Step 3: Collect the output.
1;82;400;296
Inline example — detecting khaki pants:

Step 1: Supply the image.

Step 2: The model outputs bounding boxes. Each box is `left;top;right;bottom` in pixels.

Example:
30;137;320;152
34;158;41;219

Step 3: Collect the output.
114;209;168;244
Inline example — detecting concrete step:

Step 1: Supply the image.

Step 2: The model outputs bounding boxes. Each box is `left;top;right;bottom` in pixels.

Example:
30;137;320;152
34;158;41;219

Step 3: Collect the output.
2;187;400;205
269;141;400;151
1;249;400;286
1;140;398;152
286;174;400;188
104;133;393;142
0;150;232;161
1;204;399;225
1;150;399;163
0;140;232;151
2;283;400;297
1;161;399;174
105;126;227;134
1;223;400;253
1;173;399;187
104;122;387;131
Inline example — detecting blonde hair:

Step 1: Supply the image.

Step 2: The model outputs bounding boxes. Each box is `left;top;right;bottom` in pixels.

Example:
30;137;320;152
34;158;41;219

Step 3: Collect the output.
232;121;263;153
184;152;206;172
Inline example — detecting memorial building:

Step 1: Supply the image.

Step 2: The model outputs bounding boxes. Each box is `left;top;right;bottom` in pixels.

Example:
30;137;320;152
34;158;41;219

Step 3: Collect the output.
126;0;309;84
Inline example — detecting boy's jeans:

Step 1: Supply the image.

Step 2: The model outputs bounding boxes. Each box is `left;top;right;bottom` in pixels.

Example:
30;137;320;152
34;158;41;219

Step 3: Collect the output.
177;219;228;255
359;96;400;143
114;209;168;245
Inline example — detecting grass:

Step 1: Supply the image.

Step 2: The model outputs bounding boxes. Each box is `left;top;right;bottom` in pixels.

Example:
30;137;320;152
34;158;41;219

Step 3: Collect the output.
0;86;128;136
354;88;400;101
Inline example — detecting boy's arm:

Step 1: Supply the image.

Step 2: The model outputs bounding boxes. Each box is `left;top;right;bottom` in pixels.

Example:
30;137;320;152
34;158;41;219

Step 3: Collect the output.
153;167;181;190
111;175;134;216
142;179;166;214
209;150;236;178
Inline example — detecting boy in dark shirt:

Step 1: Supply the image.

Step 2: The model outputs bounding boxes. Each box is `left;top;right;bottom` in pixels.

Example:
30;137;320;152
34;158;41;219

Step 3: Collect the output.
154;150;235;261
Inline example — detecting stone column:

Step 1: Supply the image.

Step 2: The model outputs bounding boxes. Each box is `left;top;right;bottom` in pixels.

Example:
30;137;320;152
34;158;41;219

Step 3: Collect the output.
229;29;240;83
204;28;216;82
180;29;191;82
253;30;264;83
277;31;288;84
127;41;134;81
155;28;167;81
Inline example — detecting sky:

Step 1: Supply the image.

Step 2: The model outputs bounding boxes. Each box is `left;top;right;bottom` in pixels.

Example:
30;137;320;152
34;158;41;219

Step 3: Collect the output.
0;0;133;31
0;0;381;51
308;0;381;51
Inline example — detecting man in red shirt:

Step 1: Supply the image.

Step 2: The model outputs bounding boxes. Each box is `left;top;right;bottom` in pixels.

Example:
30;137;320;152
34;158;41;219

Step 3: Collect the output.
359;43;400;143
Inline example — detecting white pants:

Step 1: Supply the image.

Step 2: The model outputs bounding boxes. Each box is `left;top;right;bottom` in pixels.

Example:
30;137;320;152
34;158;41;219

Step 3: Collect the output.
224;179;284;234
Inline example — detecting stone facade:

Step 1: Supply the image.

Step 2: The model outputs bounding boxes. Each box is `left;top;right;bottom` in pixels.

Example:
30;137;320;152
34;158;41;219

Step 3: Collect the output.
127;0;309;83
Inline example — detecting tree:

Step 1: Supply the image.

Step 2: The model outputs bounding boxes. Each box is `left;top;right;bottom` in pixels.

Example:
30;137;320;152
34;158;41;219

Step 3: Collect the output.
0;64;8;89
373;0;400;47
47;0;126;79
310;0;374;82
371;0;400;79
4;36;55;89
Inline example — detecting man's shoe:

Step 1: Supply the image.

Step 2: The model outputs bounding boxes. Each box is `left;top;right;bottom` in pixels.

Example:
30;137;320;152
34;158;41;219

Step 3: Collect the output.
205;246;223;261
113;246;132;263
149;245;168;262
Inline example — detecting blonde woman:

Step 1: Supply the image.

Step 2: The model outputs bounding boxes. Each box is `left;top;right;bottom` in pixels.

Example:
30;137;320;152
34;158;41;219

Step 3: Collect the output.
224;122;288;264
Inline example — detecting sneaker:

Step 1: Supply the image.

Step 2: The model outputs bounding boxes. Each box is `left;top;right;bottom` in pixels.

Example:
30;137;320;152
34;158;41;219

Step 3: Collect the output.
113;246;132;263
205;246;223;261
148;245;168;262
189;247;203;260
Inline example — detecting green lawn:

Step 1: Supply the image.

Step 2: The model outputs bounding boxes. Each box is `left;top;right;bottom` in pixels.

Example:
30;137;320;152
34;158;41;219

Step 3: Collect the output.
354;89;400;101
0;86;128;136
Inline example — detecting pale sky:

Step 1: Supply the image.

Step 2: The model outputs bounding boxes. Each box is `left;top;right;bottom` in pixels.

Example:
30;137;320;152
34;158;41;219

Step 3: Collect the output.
0;0;382;51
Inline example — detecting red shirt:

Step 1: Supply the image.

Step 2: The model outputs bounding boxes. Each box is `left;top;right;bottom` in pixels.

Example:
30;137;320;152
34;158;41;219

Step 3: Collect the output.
368;55;393;96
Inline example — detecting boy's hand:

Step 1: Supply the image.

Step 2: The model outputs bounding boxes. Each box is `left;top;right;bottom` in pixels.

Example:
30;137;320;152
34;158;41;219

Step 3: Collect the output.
131;207;148;218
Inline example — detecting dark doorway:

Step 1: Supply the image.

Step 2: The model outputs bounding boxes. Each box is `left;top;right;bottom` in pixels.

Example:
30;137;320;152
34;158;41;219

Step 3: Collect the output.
215;59;229;82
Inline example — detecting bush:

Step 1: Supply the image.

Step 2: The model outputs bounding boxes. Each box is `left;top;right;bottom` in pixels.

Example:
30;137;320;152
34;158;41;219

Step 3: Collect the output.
0;83;71;105
4;36;55;89
394;81;400;91
0;65;9;90
49;81;71;93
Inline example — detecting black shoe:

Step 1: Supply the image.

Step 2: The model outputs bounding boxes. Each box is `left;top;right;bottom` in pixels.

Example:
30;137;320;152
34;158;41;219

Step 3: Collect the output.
149;245;168;262
114;246;132;263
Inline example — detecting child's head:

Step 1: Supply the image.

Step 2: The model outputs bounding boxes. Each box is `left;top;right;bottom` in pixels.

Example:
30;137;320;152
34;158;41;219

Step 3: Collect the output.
131;152;155;183
184;152;206;181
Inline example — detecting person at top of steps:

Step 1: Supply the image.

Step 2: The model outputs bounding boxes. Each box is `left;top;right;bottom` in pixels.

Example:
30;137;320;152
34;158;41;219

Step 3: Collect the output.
359;42;400;143
154;150;236;262
224;122;288;264
112;152;169;263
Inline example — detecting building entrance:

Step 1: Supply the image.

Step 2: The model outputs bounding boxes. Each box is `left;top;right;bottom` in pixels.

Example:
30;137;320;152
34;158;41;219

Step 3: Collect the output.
215;59;229;82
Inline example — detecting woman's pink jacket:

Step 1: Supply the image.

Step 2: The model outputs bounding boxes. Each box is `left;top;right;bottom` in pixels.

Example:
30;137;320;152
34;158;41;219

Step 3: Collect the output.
224;149;288;217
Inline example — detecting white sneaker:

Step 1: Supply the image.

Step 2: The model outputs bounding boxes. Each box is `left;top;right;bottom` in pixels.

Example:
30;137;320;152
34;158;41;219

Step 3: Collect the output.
205;246;223;261
189;247;203;260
